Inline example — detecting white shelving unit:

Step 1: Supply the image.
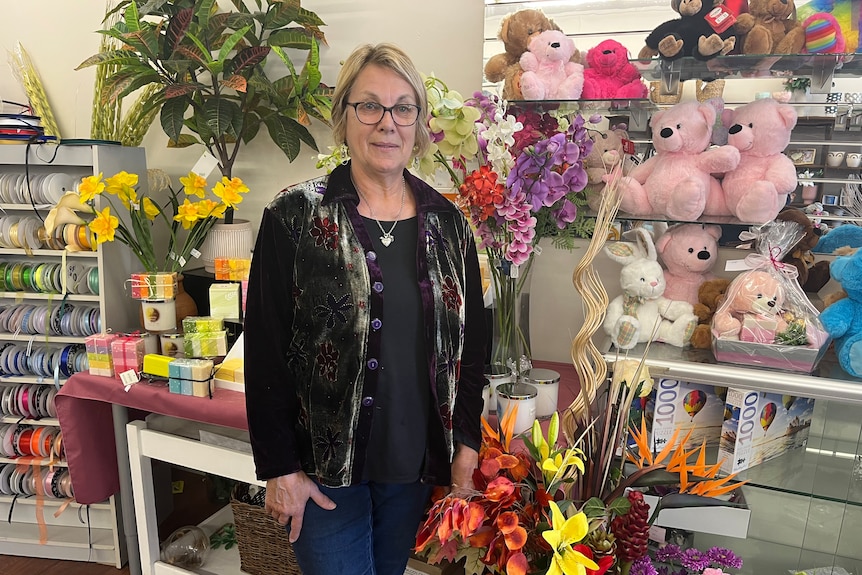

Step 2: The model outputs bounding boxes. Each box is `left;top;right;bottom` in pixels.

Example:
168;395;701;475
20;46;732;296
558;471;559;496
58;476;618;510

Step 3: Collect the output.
0;142;144;566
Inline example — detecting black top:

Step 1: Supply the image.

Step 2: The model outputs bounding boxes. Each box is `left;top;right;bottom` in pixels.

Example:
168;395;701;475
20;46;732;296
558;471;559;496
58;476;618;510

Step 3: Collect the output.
360;216;430;482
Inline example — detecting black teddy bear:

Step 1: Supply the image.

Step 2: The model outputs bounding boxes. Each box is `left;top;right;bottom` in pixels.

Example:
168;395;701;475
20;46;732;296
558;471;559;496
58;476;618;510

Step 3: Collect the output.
638;0;738;61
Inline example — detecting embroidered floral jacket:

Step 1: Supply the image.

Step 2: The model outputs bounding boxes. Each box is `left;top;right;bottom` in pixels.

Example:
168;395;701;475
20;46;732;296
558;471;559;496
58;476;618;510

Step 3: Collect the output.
244;163;487;487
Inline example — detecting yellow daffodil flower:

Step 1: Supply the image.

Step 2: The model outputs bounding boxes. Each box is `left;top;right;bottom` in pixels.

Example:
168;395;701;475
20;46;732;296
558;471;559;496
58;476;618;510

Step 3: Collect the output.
180;171;208;198
174;199;201;230
142;197;160;220
195;198;227;219
77;174;105;203
213;176;249;207
104;171;138;195
542;502;598;575
88;206;119;244
117;185;138;209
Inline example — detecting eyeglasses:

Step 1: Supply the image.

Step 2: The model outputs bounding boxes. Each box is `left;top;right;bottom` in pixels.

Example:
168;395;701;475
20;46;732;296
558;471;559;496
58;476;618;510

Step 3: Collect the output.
346;102;421;126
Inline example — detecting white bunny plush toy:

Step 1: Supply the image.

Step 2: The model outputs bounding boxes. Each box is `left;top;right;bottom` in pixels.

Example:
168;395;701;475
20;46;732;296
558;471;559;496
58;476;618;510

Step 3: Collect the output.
603;228;698;350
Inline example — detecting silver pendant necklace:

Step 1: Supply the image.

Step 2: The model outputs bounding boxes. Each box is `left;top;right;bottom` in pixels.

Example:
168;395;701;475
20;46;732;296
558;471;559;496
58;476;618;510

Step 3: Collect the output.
352;175;406;247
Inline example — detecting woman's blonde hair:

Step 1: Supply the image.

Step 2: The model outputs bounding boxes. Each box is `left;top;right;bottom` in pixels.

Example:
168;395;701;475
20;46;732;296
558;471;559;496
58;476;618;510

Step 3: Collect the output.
331;43;431;159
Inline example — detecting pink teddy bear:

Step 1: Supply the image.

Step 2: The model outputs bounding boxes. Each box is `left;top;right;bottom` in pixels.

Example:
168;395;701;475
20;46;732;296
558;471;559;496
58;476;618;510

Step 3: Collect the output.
519;30;584;100
656;223;722;306
581;39;648;100
721;98;799;224
614;101;740;221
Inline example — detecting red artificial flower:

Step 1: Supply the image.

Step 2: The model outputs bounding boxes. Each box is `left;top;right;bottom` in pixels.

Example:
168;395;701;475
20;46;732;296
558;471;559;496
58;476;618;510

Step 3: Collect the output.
459;166;504;221
573;544;615;575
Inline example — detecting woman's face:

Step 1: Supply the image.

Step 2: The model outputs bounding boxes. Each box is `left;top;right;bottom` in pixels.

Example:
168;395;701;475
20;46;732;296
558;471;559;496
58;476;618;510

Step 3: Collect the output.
345;64;417;178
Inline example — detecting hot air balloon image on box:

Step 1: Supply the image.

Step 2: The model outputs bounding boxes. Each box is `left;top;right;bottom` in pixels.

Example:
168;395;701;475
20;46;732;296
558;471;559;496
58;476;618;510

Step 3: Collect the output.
646;379;724;452
683;389;708;420
760;401;777;432
719;388;816;474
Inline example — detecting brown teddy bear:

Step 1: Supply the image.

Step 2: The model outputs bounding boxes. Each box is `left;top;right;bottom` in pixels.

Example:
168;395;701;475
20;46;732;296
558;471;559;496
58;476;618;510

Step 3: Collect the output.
690;278;730;349
584;125;629;210
774;207;831;293
734;0;806;55
483;9;578;101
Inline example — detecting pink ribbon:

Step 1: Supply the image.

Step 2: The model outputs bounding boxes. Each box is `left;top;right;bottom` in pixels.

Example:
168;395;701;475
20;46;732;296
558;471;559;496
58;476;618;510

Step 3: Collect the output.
743;245;798;279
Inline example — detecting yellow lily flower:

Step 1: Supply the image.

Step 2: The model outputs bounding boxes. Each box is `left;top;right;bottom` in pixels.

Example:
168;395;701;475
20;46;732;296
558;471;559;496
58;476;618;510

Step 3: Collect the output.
541;448;585;486
77;173;105;203
88;206;119;244
542;502;598;575
180;171;208;198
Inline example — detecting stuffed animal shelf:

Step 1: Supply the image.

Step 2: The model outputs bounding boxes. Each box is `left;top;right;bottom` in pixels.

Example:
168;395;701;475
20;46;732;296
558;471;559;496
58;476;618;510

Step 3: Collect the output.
483;9;576;101
639;0;739;60
581;39;648;100
721;98;798;224
519;30;584;100
614;101;740;221
656;223;722;306
821;249;862;378
603;228;698;350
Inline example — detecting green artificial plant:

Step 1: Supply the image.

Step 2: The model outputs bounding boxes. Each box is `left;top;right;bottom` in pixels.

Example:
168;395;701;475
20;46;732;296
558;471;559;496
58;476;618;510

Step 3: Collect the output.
77;0;332;222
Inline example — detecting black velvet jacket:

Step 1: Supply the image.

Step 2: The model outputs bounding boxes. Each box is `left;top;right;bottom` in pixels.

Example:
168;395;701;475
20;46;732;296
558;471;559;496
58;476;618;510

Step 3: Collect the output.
244;163;487;487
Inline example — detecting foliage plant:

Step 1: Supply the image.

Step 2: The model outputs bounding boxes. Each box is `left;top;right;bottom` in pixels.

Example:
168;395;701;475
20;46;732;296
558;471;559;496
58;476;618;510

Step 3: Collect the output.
77;0;332;222
783;77;811;92
45;169;247;273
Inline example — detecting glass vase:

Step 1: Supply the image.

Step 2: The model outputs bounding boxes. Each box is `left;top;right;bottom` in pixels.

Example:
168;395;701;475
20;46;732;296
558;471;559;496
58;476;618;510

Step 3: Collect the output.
488;255;535;381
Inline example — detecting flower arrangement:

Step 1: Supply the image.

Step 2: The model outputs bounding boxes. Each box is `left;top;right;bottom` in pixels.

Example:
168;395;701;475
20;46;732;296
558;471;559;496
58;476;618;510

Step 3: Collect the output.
630;544;743;575
415;357;747;575
45;170;248;273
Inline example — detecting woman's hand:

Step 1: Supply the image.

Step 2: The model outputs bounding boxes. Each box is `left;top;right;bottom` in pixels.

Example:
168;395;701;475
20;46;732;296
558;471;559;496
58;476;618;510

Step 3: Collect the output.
449;444;479;497
265;471;336;542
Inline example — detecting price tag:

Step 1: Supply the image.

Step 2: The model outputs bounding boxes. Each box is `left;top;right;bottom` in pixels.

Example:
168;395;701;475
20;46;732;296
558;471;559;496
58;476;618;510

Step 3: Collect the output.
621;138;635;156
190;248;201;259
191;151;220;179
725;259;753;272
705;5;736;33
120;369;140;391
648;525;667;544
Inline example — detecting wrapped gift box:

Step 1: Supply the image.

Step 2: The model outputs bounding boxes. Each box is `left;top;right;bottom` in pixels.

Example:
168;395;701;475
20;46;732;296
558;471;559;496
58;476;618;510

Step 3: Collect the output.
130;272;177;301
167;358;214;397
110;336;146;378
209;283;241;320
184;331;228;358
182;316;224;334
718;388;815;474
214;258;251;281
85;333;120;377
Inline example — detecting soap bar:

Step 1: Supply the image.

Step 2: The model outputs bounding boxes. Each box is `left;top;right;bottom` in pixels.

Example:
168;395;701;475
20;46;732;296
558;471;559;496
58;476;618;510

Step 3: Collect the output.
130;272;177;300
182;316;224;334
143;354;175;379
209;283;241;319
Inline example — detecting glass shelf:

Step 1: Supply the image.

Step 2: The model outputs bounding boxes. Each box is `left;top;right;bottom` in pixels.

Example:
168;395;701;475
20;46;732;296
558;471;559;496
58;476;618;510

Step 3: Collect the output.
634;53;862;94
602;341;862;404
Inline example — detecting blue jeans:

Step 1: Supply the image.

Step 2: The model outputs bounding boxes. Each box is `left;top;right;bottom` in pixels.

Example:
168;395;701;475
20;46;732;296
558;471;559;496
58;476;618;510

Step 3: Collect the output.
290;480;433;575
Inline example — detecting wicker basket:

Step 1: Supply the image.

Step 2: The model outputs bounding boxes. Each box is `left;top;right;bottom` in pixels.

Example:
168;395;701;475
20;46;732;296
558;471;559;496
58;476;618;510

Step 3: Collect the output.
696;79;726;102
230;484;303;575
649;80;683;104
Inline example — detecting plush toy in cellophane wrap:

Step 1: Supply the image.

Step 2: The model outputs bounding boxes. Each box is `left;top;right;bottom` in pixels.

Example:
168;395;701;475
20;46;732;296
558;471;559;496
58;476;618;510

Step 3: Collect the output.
711;220;830;373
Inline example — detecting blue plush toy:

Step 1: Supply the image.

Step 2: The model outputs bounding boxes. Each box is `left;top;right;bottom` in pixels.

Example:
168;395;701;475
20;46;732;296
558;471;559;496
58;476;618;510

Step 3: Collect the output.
813;224;862;254
821;249;862;378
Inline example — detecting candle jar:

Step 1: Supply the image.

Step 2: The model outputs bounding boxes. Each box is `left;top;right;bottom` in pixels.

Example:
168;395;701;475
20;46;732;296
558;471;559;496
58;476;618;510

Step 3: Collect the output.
522;368;560;419
141;300;177;332
482;382;492;420
496;382;537;435
484;364;514;414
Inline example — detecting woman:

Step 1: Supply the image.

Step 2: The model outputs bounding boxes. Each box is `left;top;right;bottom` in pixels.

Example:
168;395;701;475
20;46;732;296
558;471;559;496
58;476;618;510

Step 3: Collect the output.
244;43;487;575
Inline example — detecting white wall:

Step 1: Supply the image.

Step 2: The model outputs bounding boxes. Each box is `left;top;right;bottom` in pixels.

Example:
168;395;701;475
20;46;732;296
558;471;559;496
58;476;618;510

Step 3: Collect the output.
0;0;484;233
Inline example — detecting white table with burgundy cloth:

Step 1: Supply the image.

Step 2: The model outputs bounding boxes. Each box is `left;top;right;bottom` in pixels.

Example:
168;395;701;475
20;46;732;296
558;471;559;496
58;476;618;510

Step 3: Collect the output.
56;361;580;575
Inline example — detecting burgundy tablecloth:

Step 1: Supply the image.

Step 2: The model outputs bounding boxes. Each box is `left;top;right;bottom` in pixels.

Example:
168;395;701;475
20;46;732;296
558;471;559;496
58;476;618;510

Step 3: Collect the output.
56;361;580;505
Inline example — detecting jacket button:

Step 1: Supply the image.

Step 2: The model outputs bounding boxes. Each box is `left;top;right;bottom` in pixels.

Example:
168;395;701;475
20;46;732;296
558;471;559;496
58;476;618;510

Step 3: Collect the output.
366;251;377;262
362;396;374;407
372;281;384;293
367;358;379;370
371;318;382;330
